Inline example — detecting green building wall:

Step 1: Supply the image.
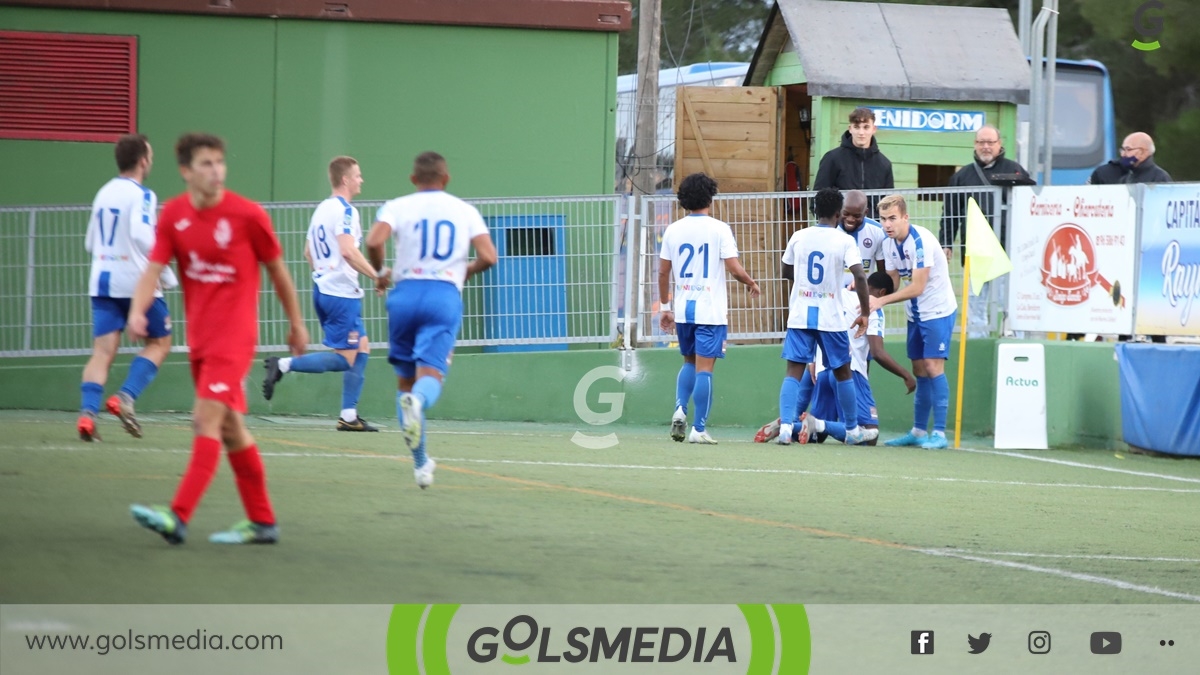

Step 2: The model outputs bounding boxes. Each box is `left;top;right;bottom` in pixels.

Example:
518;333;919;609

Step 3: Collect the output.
0;7;618;205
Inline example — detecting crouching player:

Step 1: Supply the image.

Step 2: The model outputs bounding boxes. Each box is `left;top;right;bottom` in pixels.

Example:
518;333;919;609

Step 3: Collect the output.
756;272;915;444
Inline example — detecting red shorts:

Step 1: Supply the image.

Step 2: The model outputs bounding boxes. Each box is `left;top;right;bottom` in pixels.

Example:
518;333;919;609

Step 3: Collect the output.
190;353;253;413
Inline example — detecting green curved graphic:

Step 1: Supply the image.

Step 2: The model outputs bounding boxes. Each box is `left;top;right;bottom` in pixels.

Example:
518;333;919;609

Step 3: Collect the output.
501;653;531;665
387;604;459;675
770;604;812;674
1132;39;1161;51
421;604;460;675
386;605;428;674
738;604;776;675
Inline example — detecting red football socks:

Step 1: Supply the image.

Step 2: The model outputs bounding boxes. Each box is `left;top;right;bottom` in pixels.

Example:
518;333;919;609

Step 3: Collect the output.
170;436;222;523
228;445;275;525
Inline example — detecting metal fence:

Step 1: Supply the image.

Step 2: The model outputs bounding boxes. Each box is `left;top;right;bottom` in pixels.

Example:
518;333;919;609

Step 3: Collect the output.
0;187;1007;358
635;186;1006;343
0;194;623;357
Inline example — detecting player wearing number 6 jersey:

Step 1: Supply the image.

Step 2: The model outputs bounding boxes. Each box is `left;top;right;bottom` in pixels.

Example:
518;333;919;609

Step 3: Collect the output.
659;173;761;445
78;133;176;442
262;157;379;432
366;152;498;488
777;188;871;446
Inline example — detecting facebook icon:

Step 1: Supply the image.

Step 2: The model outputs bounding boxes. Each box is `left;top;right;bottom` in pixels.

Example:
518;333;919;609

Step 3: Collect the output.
911;630;935;655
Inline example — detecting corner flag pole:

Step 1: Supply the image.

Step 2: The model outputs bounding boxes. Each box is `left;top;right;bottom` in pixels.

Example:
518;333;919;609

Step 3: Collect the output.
953;258;971;450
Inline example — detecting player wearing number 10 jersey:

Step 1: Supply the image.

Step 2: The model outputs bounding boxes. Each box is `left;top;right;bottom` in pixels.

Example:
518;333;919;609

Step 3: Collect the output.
777;188;871;446
658;173;760;445
367;152;497;489
262;157;379;432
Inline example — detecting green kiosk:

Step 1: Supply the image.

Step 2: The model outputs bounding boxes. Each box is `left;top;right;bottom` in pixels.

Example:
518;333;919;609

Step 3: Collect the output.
675;0;1032;193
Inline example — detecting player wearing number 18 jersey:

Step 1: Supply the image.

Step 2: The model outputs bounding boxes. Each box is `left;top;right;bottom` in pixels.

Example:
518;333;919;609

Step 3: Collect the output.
658;173;760;444
367;152;497;489
777;188;870;446
262;157;379;432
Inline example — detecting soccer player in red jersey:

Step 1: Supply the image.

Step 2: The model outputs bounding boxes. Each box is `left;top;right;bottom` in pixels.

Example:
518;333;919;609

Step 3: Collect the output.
126;133;309;545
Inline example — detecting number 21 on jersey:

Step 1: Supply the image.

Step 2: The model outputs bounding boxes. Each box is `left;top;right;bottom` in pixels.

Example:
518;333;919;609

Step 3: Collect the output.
679;243;710;278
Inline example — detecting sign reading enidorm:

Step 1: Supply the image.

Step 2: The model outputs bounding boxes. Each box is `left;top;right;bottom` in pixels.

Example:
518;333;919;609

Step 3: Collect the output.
871;108;985;133
1136;184;1200;335
386;604;811;674
1007;185;1138;334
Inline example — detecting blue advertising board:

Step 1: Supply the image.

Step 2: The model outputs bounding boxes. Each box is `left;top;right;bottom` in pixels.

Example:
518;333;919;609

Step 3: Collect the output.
1135;184;1200;336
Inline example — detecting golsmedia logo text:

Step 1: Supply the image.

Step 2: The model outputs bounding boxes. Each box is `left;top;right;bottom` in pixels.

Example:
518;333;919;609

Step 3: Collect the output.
466;614;736;665
386;604;813;674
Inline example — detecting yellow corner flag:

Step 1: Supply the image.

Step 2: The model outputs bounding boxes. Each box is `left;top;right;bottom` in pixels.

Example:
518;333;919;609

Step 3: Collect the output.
965;197;1012;295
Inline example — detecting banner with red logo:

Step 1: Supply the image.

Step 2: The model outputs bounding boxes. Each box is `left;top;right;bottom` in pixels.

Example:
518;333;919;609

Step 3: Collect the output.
1007;185;1138;333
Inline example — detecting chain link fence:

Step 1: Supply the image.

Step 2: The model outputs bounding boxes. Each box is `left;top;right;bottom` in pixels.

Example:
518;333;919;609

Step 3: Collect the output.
0;194;624;357
636;186;1006;344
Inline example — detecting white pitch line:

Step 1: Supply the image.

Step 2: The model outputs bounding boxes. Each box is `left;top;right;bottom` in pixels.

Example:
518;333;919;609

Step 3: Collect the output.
963;448;1200;484
945;549;1200;564
6;444;1200;494
916;548;1200;603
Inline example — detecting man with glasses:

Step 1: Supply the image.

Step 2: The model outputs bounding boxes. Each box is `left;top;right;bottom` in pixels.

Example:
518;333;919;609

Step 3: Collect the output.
938;125;1032;337
1082;132;1170;343
1088;132;1171;185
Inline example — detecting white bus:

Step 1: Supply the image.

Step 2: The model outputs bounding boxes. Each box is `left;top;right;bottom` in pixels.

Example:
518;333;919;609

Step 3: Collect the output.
615;62;749;192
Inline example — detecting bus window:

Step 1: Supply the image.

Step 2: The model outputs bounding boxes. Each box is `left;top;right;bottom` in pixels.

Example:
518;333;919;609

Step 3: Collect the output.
1049;67;1106;169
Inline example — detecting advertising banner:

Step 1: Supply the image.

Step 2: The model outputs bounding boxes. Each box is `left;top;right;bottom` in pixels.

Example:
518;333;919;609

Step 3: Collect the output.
1007;185;1138;333
1135;184;1200;335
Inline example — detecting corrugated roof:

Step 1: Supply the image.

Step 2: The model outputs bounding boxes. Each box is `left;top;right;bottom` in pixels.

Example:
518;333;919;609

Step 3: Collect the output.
748;0;1030;104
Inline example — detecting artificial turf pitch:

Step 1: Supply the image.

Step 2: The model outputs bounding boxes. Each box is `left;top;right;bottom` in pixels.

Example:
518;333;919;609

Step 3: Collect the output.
2;410;1198;605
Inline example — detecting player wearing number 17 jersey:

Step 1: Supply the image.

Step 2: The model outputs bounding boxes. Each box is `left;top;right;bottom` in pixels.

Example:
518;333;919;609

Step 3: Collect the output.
77;134;176;442
262;157;379;432
658;173;760;445
777;188;870;446
367;152;497;489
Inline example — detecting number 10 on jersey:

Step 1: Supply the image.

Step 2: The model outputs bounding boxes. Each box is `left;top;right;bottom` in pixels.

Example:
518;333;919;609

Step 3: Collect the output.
415;219;455;261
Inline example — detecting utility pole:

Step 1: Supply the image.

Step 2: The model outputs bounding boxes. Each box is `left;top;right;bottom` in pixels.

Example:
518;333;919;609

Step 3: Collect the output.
632;0;662;197
626;0;661;349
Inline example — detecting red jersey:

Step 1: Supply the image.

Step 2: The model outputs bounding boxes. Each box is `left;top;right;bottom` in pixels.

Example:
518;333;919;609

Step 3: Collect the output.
151;190;282;359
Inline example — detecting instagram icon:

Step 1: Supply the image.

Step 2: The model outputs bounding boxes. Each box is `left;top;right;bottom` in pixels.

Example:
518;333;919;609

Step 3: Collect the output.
1028;631;1051;654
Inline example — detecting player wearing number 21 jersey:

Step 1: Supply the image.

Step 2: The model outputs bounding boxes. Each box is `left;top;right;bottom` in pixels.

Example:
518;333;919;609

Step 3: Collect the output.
658;173;760;445
777;188;872;446
367;151;497;489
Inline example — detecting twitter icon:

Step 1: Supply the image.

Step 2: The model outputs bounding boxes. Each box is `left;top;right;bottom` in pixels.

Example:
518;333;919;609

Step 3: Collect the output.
968;633;992;654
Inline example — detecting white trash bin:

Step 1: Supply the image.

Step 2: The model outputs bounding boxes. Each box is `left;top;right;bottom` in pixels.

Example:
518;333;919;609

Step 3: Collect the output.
994;342;1048;449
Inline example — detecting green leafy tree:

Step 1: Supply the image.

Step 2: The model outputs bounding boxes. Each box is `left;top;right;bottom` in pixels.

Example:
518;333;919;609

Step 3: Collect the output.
618;0;1199;179
618;0;773;74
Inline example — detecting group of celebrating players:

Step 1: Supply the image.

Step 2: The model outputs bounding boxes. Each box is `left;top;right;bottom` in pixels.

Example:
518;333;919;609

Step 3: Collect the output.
658;174;959;450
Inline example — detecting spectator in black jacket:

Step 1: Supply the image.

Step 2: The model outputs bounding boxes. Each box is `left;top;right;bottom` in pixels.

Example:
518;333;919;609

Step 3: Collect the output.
939;125;1032;266
938;125;1032;338
1082;131;1171;343
813;107;894;214
1087;132;1172;185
